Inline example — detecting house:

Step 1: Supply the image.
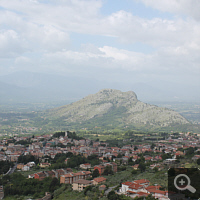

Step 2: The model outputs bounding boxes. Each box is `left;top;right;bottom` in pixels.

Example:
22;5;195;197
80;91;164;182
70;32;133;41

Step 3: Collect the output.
34;171;47;180
119;179;150;195
94;162;117;175
80;163;91;169
134;179;150;187
22;165;30;171
119;179;168;200
120;181;148;199
28;174;35;178
72;179;92;191
27;161;35;167
55;169;66;178
44;170;56;178
147;188;168;199
17;163;24;170
39;163;51;168
99;185;106;191
132;164;139;170
92;177;106;185
174;151;185;158
60;171;91;184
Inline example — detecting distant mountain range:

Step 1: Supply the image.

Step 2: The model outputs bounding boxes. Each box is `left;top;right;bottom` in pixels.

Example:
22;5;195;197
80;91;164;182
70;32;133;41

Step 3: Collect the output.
45;89;190;130
0;71;199;104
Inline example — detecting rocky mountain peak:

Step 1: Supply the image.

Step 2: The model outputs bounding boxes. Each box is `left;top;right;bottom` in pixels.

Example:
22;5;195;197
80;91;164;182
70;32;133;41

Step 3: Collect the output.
91;89;138;102
46;89;190;129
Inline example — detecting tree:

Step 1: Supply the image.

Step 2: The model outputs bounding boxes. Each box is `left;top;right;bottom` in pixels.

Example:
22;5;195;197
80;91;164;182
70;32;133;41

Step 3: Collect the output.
131;169;137;174
128;157;134;166
107;190;120;200
186;147;195;157
103;165;114;175
154;167;158;173
138;162;146;173
92;169;100;178
49;177;60;192
134;146;138;151
117;153;123;158
151;143;156;150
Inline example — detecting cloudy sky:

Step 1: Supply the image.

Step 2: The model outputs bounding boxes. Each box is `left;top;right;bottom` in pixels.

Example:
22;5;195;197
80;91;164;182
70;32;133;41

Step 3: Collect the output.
0;0;200;101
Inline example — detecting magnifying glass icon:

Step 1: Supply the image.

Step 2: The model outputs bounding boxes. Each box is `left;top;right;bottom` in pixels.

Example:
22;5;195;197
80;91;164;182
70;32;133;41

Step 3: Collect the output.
174;174;196;193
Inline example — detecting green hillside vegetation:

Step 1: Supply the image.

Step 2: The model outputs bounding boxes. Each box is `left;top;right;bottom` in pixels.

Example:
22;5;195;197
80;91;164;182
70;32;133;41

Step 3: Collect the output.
1;173;60;199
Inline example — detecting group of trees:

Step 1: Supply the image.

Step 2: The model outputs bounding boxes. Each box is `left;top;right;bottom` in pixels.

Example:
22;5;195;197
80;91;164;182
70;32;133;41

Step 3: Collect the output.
0;160;14;175
3;173;60;199
15;139;32;146
49;152;100;170
18;154;39;165
52;131;84;140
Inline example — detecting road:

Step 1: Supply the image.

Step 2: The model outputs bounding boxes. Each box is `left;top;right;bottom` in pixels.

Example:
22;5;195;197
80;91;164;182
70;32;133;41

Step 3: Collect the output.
6;163;17;175
104;185;118;195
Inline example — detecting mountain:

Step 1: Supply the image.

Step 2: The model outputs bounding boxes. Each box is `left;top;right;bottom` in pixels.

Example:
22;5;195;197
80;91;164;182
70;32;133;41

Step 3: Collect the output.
45;89;190;130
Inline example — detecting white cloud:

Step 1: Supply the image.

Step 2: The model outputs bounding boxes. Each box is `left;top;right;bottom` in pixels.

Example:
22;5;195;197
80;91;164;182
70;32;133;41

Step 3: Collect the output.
139;0;200;21
0;0;199;50
0;29;27;57
15;56;30;64
0;0;199;88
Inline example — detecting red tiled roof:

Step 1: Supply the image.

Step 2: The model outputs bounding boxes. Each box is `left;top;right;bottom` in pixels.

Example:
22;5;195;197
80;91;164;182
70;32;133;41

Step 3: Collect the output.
146;185;161;190
148;189;166;194
122;182;133;186
93;177;106;183
36;172;46;177
62;173;73;178
99;185;106;188
137;191;149;197
134;179;150;184
127;190;136;194
129;183;143;190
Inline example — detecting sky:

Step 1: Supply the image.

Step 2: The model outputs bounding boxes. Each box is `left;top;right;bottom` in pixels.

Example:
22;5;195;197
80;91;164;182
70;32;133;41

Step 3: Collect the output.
0;0;200;101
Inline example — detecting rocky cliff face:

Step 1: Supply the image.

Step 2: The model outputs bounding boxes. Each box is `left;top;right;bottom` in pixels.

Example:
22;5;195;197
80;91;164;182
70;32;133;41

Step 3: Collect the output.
46;89;190;127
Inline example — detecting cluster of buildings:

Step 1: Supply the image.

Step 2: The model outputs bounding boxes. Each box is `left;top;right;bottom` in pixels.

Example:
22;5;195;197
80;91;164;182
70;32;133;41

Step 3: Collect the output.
0;131;199;199
28;167;107;192
0;131;199;165
28;168;73;180
72;177;107;192
119;179;168;199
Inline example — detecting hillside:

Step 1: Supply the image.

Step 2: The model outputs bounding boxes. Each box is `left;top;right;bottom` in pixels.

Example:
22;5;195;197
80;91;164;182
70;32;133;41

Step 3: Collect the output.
45;89;190;130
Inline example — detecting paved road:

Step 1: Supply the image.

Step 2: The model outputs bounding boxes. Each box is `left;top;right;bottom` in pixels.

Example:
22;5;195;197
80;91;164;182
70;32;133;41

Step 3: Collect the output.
104;185;118;195
7;163;17;175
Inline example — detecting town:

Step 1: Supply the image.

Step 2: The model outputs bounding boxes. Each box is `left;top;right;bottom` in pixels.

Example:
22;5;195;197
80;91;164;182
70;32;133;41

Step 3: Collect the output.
0;130;199;200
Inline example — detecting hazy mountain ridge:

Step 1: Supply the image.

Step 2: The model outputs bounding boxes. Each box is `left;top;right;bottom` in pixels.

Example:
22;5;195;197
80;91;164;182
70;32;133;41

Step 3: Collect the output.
1;71;199;103
45;89;190;128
